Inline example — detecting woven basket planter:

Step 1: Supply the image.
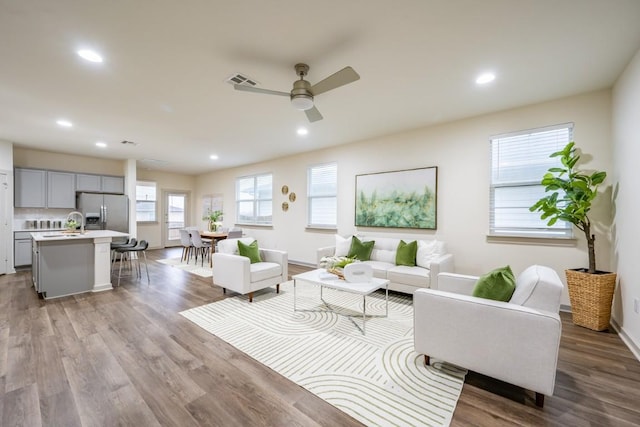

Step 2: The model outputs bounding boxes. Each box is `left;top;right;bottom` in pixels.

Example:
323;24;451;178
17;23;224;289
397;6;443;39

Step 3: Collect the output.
565;269;617;331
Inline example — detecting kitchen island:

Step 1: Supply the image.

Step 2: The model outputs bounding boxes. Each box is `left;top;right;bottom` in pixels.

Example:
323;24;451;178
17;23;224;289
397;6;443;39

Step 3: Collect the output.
31;230;129;299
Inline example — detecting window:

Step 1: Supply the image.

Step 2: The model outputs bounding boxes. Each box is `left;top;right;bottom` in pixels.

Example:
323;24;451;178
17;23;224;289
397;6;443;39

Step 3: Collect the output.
136;181;157;222
236;173;272;225
490;123;573;238
308;162;337;228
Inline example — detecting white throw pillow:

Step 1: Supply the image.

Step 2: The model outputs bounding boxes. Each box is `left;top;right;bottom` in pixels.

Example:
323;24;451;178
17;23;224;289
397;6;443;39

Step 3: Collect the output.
218;237;255;255
416;239;446;268
335;235;353;257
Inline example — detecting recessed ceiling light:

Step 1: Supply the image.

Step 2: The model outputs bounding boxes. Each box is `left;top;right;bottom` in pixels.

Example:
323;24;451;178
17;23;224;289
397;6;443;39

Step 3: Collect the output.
297;127;308;136
210;154;219;160
95;141;107;148
56;119;73;127
475;72;496;85
77;49;103;63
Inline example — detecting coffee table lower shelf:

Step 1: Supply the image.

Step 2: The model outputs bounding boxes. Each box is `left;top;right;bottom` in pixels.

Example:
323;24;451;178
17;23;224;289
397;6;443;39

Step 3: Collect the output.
292;269;389;335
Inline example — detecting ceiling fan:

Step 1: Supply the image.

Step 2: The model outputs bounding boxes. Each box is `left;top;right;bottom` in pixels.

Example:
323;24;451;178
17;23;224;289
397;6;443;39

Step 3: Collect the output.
234;63;360;122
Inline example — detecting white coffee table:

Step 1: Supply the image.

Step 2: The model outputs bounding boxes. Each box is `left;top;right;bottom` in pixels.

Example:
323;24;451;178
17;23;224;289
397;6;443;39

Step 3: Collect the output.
292;268;389;335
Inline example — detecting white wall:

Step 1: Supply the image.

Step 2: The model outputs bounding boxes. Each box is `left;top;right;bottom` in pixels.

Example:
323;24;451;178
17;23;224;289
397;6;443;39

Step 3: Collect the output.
612;48;640;355
0;141;13;170
197;90;614;306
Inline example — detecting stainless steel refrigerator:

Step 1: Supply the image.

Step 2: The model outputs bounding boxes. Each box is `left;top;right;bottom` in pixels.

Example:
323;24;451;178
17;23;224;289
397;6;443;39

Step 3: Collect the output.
76;192;129;233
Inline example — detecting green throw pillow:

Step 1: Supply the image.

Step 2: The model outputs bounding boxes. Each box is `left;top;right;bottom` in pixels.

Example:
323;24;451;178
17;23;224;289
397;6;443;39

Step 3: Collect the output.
395;240;417;266
472;265;516;302
237;240;262;264
347;236;375;261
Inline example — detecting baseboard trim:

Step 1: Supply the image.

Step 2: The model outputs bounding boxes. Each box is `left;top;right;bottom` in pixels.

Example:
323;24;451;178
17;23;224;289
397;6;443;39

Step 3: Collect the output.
289;259;316;268
610;318;640;362
560;303;571;313
562;304;640;362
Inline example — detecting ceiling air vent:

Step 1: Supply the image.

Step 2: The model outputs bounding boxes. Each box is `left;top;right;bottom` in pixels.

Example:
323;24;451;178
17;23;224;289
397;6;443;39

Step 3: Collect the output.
121;140;138;146
225;73;258;87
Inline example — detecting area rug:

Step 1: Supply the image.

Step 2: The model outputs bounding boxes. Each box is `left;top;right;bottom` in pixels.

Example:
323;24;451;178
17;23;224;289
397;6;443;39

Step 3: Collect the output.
156;257;212;277
180;281;466;426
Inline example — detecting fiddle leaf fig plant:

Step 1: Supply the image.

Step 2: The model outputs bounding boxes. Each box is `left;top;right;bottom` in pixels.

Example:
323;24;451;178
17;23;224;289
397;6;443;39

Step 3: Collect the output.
529;141;607;274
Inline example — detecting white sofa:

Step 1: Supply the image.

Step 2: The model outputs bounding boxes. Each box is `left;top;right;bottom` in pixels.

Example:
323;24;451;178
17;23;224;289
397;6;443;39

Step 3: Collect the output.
317;235;454;294
213;237;288;302
413;265;563;407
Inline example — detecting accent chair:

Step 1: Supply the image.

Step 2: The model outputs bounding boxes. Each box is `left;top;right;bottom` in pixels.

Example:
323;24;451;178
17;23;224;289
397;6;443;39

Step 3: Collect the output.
212;237;288;302
413;265;563;407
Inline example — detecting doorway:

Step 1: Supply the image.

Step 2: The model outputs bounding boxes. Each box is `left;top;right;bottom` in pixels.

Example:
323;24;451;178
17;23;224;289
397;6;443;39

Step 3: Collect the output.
162;191;189;247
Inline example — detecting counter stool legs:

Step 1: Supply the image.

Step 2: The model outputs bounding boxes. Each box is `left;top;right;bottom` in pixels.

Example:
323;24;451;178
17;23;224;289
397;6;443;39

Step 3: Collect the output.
115;240;149;287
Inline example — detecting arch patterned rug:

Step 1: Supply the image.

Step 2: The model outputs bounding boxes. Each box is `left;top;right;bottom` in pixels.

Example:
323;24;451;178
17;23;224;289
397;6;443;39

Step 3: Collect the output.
180;281;466;426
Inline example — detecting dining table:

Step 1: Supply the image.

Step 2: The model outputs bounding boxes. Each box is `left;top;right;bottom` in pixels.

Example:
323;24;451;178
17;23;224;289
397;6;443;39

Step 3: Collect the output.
200;231;228;267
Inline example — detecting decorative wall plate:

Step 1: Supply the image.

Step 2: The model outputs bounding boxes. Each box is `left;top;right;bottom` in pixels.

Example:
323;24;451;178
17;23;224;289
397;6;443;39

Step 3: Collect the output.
289;192;296;202
282;202;289;212
281;185;289;195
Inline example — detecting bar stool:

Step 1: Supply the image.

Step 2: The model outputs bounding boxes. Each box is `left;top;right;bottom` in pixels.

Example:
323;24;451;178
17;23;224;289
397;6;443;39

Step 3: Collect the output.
111;238;137;272
115;240;149;287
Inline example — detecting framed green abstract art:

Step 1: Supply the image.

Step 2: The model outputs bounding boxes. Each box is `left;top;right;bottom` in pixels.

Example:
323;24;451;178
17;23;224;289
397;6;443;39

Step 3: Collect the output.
355;166;437;229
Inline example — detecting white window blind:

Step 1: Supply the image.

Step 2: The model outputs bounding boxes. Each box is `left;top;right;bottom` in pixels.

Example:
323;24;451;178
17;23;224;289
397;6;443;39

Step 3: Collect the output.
308;162;337;227
136;181;157;222
236;173;272;225
490;123;573;238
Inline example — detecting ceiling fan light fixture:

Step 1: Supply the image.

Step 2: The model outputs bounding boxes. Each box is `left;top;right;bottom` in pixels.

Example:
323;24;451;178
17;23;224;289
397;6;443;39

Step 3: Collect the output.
291;94;314;111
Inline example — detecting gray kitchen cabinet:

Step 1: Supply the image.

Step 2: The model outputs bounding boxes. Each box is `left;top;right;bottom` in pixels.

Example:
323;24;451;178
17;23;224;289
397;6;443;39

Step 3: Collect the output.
14;232;32;267
101;175;124;194
47;171;76;208
76;173;124;194
14;168;46;207
32;238;94;299
76;173;102;192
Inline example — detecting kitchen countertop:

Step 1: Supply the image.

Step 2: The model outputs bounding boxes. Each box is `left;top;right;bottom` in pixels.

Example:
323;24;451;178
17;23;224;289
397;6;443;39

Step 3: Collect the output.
15;228;66;232
31;230;129;242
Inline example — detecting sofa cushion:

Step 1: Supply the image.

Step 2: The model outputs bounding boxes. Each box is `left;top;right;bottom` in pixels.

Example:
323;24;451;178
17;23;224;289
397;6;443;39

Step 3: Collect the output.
218;237;256;254
238;240;262;264
416;239;446;268
396;240;418;266
334;235;353;257
370;247;396;263
362;260;395;279
348;236;375;261
388;265;430;287
472;265;516;302
250;262;282;282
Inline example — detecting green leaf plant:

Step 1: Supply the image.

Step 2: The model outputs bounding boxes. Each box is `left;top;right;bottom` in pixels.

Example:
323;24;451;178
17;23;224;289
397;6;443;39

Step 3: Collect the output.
529;142;607;274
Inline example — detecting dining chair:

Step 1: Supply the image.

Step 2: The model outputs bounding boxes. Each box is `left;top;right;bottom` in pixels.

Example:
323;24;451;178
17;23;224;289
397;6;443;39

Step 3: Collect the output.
190;230;212;266
227;229;243;239
179;229;194;262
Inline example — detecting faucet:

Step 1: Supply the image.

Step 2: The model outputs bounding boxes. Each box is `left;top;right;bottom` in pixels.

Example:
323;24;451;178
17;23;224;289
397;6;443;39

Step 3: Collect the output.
66;211;85;234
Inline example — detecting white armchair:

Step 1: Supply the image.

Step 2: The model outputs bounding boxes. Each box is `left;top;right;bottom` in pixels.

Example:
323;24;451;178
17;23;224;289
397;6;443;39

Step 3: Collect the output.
212;238;288;302
413;265;563;407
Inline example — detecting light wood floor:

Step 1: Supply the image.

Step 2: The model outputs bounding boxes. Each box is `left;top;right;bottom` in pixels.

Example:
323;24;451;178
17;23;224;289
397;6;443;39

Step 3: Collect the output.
1;247;639;426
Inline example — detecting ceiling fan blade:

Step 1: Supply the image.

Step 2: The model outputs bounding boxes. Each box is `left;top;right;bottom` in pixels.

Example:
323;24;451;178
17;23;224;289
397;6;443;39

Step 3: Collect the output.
234;85;290;97
310;66;360;96
305;106;323;122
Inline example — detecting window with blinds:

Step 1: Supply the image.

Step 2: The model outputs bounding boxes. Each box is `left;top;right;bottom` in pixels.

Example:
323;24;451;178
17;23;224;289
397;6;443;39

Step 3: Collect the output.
490;123;574;238
235;173;272;225
308;162;337;228
136;181;157;222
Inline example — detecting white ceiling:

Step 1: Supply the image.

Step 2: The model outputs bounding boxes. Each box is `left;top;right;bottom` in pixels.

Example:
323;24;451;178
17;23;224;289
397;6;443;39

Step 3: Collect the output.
1;0;640;175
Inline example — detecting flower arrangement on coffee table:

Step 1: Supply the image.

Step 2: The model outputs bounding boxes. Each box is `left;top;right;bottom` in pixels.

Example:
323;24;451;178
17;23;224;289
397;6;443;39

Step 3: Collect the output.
319;256;357;279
